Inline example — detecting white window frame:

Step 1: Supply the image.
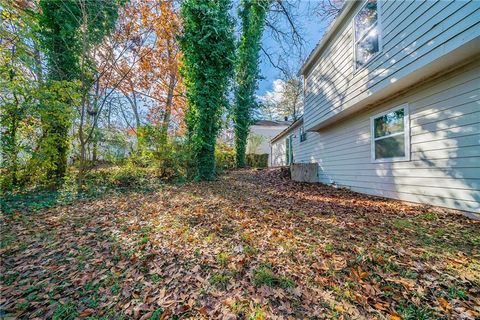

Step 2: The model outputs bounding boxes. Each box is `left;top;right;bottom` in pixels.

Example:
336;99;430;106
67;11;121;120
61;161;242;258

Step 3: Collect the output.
353;0;382;72
370;104;410;163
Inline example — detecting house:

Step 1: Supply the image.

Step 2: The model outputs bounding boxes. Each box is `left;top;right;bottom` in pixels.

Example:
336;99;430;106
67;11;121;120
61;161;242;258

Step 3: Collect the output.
271;0;480;213
246;119;291;165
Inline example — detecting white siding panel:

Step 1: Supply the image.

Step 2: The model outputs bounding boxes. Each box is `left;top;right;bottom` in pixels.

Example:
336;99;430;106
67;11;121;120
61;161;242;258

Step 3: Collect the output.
271;136;287;167
304;0;480;130
297;61;480;212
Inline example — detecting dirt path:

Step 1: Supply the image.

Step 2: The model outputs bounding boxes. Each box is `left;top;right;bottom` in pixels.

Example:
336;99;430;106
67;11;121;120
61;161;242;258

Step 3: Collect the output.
1;169;479;319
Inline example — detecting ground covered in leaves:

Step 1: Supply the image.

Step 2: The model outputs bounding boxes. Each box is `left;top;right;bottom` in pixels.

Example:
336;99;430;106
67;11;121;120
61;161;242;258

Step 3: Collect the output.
1;169;479;319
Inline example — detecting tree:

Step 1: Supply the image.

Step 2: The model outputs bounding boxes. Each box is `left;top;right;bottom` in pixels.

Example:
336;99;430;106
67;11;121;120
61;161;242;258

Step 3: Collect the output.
38;0;119;181
38;0;81;182
85;0;186;166
137;0;185;144
280;76;302;120
0;0;40;188
179;0;235;180
258;76;303;121
233;0;270;168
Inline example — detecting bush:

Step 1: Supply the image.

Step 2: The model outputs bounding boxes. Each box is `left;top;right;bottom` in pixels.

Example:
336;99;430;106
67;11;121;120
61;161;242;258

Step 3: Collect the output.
109;164;150;188
215;144;236;172
246;153;268;168
129;126;194;182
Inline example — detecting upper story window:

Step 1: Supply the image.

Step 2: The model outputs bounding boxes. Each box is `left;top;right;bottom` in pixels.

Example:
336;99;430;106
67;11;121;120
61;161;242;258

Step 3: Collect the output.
354;0;381;69
370;104;410;162
299;126;307;142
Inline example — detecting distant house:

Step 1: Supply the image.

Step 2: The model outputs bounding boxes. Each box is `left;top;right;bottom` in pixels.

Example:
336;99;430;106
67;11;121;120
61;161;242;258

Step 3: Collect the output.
271;0;480;213
247;120;291;165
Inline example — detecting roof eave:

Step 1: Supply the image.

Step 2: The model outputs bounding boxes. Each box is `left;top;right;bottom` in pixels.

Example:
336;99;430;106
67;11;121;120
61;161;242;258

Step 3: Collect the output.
270;117;304;143
299;0;357;77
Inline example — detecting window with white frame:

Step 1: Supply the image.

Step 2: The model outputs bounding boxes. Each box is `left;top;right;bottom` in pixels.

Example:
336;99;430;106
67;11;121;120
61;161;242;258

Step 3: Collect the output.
371;105;410;162
354;0;380;69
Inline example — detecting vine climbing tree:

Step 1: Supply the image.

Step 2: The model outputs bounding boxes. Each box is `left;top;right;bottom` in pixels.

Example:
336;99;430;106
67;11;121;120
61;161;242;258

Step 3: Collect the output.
233;0;270;167
38;0;119;182
180;0;235;180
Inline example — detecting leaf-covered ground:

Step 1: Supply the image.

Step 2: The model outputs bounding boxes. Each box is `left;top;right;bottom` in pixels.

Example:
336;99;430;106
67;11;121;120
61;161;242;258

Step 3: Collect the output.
1;168;479;319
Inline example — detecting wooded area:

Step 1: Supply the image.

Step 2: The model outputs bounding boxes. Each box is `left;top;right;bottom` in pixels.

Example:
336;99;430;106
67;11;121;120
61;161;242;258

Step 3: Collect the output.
0;0;319;190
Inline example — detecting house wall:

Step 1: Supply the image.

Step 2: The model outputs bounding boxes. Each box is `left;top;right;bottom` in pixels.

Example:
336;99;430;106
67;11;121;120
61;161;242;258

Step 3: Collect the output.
271;135;288;167
248;125;288;165
248;125;287;154
304;0;480;131
294;60;480;212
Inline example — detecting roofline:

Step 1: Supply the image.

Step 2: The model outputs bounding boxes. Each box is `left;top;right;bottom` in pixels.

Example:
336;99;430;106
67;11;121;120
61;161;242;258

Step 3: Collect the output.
270;117;304;143
299;0;357;76
251;123;291;127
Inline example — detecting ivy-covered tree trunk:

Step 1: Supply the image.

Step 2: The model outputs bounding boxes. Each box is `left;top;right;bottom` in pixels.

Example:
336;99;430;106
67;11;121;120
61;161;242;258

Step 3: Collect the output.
180;0;235;180
233;0;270;168
39;0;119;183
39;0;82;182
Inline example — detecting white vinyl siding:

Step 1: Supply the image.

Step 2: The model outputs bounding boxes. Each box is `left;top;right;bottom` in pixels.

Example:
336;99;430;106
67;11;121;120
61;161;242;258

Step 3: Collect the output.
271;136;288;167
295;61;480;212
304;0;480;131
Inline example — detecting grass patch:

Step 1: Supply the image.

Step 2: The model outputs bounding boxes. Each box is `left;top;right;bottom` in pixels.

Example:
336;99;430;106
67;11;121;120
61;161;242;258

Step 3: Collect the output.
150;308;164;320
395;302;433;320
249;304;266;320
210;272;231;289
419;212;438;221
1;167;167;214
392;219;416;230
447;287;467;300
324;243;335;252
399;268;419;280
252;266;294;289
150;274;162;284
52;302;78;320
216;252;229;267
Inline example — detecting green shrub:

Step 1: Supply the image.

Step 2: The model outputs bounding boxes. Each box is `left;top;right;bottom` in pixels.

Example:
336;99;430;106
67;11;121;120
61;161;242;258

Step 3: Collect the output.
215;144;236;172
246;153;268;168
154;141;193;182
128;126;194;182
109;164;150;188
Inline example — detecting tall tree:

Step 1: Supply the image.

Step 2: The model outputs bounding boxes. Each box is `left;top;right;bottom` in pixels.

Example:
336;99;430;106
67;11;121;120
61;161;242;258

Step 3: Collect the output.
38;0;82;182
180;0;235;180
38;0;119;181
233;0;270;167
138;0;185;144
98;0;185;140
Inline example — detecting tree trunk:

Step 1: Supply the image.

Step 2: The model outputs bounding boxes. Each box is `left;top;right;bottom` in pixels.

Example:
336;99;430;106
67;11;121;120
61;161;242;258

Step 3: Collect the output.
233;0;269;168
160;73;176;145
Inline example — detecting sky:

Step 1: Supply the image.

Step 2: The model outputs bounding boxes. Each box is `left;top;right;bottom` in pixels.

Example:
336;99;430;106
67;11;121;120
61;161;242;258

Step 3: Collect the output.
256;1;335;96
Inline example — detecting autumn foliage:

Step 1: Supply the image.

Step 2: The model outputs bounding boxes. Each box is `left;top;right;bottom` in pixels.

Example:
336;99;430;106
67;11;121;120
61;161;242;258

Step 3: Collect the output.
1;169;479;318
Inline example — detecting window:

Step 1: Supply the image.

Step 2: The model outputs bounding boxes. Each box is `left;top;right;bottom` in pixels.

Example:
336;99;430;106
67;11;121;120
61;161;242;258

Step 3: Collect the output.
354;0;381;69
299;126;307;142
371;105;410;162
